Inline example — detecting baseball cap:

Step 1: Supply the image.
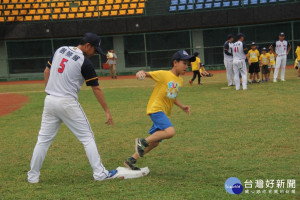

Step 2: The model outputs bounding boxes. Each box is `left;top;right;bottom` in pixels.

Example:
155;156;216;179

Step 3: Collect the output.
171;50;196;62
262;47;267;51
227;34;234;39
237;33;244;39
82;33;104;54
251;42;256;46
279;32;285;36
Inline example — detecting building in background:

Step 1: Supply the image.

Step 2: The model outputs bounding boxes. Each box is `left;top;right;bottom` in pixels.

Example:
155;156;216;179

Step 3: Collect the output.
0;0;299;81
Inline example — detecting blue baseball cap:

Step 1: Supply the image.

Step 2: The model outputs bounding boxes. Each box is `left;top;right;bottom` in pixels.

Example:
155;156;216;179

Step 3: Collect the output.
237;33;245;39
171;50;196;62
227;34;234;39
82;33;104;55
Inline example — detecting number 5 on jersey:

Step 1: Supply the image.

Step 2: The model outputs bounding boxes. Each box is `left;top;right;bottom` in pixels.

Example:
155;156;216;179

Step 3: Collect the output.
58;58;68;73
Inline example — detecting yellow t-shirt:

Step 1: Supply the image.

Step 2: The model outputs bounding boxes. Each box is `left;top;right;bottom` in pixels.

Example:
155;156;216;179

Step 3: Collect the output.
259;54;270;65
248;49;260;63
191;57;201;71
147;70;183;117
200;67;205;73
295;46;300;61
268;53;276;65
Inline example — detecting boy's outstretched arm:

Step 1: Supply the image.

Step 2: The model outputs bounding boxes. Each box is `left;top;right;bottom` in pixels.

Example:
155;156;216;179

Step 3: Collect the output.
136;70;151;80
174;99;190;116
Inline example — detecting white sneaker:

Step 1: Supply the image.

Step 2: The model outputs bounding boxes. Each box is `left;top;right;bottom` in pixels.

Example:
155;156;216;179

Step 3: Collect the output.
28;179;39;183
27;171;40;183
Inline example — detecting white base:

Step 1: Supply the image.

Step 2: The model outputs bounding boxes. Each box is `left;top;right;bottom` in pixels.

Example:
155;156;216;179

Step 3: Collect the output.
115;167;150;179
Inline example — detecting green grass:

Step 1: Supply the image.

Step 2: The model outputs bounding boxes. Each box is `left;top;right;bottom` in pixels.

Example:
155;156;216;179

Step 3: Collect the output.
0;69;299;200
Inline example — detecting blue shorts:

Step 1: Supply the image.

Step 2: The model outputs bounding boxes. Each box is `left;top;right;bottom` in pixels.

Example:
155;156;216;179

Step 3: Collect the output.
149;111;173;135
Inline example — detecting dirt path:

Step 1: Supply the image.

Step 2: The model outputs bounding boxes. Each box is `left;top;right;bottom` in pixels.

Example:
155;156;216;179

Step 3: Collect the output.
0;94;29;117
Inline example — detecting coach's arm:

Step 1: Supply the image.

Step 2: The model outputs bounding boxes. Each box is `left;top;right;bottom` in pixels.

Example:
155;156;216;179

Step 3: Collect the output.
44;67;50;87
44;57;53;87
92;86;114;126
287;43;292;55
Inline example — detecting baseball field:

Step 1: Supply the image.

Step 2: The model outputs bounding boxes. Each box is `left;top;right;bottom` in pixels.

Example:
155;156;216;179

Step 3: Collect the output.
0;69;299;200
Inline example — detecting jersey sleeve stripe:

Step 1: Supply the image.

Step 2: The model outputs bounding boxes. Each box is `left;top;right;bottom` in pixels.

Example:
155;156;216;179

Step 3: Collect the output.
86;77;98;82
48;61;52;66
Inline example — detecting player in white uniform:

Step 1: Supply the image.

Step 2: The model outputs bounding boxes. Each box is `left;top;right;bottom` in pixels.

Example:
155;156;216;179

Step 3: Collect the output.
224;34;235;86
232;33;250;90
27;33;119;183
271;32;291;82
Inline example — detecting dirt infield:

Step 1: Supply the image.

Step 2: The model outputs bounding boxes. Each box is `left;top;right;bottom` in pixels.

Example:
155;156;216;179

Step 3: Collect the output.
0;94;29;117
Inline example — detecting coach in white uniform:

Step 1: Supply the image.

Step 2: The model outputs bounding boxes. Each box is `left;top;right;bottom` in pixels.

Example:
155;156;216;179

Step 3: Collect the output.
224;34;234;86
27;33;118;183
271;32;291;82
232;33;250;90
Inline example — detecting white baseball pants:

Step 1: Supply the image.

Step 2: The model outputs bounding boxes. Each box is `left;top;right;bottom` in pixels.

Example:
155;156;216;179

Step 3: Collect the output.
224;59;234;86
233;60;247;90
27;95;109;183
274;55;287;81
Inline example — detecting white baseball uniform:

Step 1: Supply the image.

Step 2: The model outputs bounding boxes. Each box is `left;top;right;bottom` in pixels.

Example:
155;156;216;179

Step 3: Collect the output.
27;46;109;183
232;41;248;90
272;40;290;81
224;40;234;86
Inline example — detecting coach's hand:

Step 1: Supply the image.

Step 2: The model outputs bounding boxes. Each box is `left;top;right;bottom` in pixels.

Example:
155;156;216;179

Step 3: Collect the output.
182;105;191;116
105;112;114;126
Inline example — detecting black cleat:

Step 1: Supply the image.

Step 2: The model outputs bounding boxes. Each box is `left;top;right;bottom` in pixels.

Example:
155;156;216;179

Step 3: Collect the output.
135;138;148;158
124;158;140;170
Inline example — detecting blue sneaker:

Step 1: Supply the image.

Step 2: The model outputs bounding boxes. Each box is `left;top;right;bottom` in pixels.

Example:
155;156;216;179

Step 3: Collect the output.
95;169;119;181
104;169;118;180
106;169;118;179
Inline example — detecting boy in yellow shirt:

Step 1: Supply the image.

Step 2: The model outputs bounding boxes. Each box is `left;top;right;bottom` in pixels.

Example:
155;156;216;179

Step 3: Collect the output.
189;52;201;85
124;50;194;170
259;47;270;82
268;47;276;78
248;42;260;83
295;42;300;77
